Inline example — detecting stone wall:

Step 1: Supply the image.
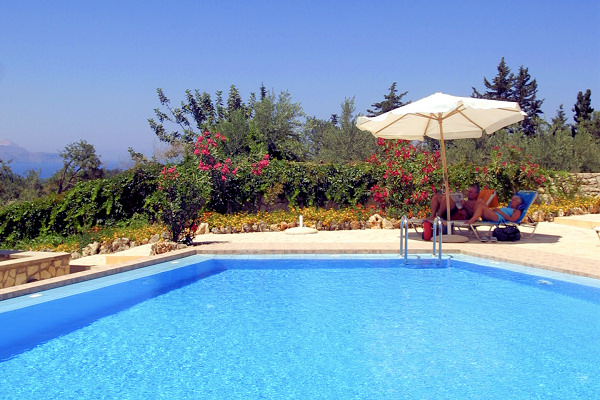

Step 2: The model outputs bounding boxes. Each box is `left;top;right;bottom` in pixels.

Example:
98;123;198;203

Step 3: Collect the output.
0;251;71;289
575;173;600;197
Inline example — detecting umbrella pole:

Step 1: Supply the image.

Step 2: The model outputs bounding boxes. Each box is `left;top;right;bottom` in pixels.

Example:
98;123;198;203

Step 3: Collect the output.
437;117;467;243
438;118;452;228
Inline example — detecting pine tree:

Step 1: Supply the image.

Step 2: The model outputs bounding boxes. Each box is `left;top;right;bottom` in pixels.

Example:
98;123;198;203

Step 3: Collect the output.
366;82;409;116
572;89;594;137
472;57;512;100
573;89;594;122
227;85;244;117
551;105;567;129
473;58;543;135
511;66;544;135
260;82;267;101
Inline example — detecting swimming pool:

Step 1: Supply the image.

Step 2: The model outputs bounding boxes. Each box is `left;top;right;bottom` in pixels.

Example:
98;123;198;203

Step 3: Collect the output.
1;254;599;399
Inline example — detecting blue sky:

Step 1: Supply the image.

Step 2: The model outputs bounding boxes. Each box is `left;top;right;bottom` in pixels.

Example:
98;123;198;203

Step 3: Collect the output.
1;1;598;164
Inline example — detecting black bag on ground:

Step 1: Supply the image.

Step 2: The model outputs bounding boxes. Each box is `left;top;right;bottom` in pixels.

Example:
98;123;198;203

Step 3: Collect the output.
492;226;521;241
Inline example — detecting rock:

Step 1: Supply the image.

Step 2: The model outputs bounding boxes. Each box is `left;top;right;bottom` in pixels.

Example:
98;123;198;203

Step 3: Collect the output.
368;214;383;229
70;251;81;260
558;209;565;217
151;241;179;255
530;210;545;223
571;207;586;215
316;220;323;230
382;218;394;229
279;221;288;231
270;224;280;232
112;238;130;253
161;231;170;240
251;223;259;232
225;226;233;234
198;223;209;234
149;234;160;244
141;238;149;245
259;222;268;232
329;220;340;230
211;227;220;234
98;243;111;255
242;223;251;233
350;220;361;230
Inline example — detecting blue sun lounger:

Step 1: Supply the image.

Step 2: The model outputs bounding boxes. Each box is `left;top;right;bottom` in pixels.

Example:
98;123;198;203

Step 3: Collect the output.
454;190;539;240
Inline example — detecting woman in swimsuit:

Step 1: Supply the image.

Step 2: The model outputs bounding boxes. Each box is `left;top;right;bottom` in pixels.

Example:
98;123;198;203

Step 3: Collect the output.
466;194;523;225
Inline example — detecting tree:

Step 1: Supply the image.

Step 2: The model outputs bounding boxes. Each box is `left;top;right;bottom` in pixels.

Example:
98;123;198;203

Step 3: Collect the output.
572;89;594;136
227;84;244;117
302;116;336;161
511;66;544;135
366;82;409;116
54;140;102;194
149;88;200;145
472;57;513;100
551;105;567;128
473;58;543;135
320;98;378;163
250;89;305;160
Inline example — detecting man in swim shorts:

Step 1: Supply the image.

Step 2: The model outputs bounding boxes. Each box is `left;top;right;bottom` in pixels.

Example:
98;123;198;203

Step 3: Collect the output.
428;184;480;221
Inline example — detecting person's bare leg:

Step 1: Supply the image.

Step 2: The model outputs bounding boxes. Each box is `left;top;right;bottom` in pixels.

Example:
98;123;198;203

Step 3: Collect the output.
467;204;499;224
429;194;441;220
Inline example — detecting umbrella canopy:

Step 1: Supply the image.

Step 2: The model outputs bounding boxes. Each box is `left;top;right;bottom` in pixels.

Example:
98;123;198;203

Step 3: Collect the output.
356;92;526;233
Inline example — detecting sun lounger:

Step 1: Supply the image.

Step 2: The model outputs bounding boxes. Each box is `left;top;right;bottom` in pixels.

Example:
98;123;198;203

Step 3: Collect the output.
454;190;538;240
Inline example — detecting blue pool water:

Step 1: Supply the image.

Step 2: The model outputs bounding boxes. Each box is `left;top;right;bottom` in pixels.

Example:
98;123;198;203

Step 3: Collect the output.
1;255;599;399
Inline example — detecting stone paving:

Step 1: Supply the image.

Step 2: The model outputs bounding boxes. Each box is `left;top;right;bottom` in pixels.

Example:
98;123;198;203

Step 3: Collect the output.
1;216;599;300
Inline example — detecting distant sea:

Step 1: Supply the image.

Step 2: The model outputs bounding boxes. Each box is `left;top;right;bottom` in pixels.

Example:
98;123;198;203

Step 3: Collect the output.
10;160;123;179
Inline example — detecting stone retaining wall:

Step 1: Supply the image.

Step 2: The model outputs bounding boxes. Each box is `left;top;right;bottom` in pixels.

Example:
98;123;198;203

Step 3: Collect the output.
575;173;600;197
0;251;71;289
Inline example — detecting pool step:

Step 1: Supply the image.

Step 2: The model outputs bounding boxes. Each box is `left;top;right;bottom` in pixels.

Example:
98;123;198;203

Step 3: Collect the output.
553;215;600;230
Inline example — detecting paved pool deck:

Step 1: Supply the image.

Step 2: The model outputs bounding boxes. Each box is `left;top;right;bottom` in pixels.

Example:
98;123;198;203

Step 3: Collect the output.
1;215;599;300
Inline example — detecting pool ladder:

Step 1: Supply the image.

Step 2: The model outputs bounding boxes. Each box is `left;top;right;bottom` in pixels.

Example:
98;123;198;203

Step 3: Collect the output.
399;215;442;261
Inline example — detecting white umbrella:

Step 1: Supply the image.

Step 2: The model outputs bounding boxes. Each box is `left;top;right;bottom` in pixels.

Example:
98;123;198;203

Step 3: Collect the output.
357;92;526;240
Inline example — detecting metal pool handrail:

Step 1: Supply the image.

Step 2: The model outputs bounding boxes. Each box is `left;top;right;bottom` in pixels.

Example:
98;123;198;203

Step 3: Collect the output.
400;215;408;260
432;217;443;261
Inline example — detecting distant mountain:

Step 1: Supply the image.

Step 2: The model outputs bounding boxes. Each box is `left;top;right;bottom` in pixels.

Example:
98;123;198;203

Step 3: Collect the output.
0;139;62;178
0;139;61;163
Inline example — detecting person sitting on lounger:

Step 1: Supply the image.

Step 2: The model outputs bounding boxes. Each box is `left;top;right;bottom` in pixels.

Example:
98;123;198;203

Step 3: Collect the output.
466;194;523;225
428;184;481;221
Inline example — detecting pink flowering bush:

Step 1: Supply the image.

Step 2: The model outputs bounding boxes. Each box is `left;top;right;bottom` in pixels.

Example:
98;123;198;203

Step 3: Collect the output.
150;130;272;240
477;143;548;200
367;139;443;217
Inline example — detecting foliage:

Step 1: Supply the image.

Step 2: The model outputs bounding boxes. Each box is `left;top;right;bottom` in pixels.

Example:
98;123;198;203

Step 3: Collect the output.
208;159;380;213
0;160;44;206
51;140;103;194
0;164;161;247
145;158;211;243
8;217;165;253
474;143;548;200
150;86;305;162
472;57;543;135
367;139;443;217
572;89;594;136
366;82;409;117
318;98;378;163
199;204;382;230
367;138;550;217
